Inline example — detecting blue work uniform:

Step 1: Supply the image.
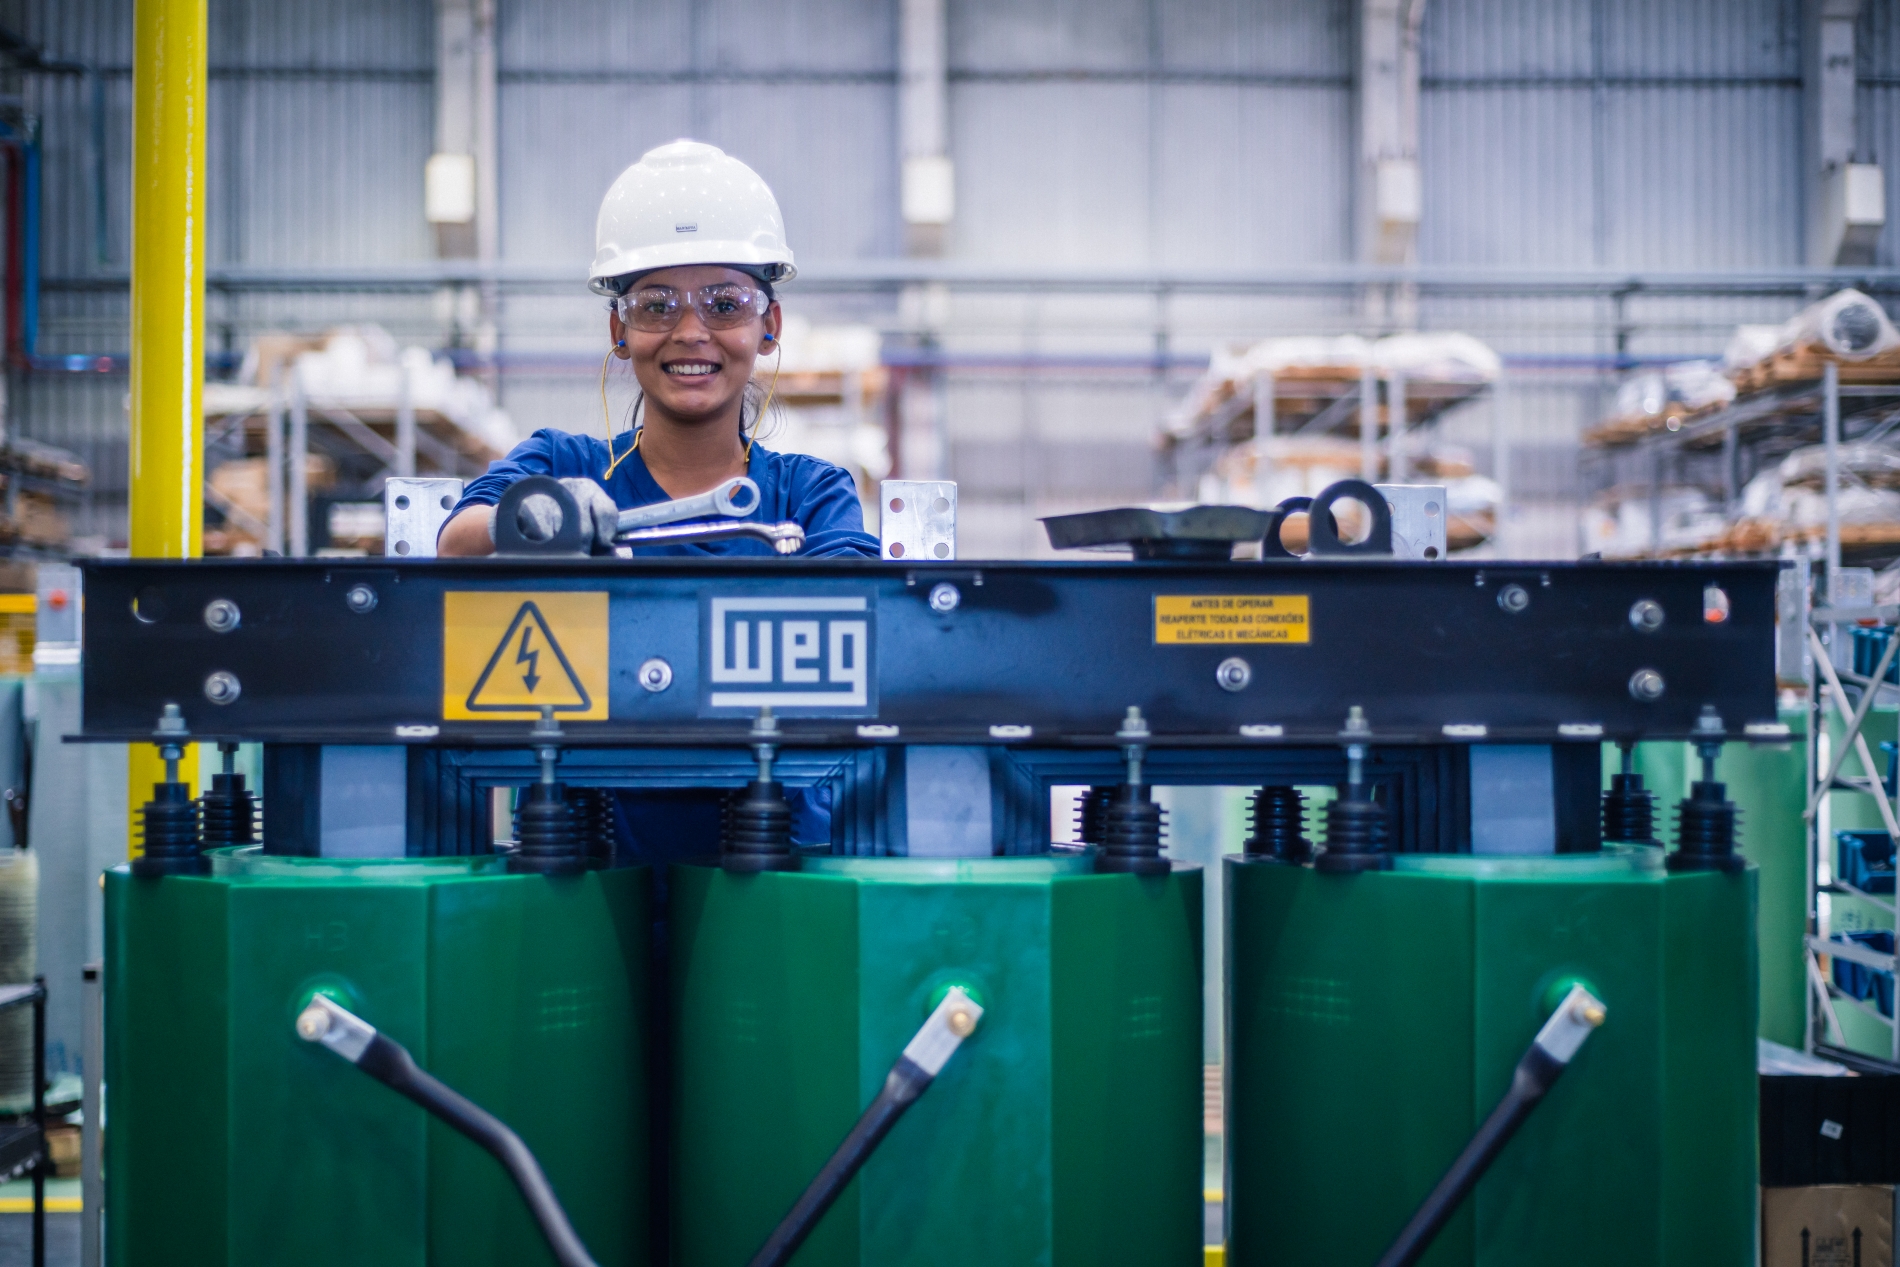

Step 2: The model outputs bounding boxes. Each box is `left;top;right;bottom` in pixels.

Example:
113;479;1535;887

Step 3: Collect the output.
450;426;875;862
451;426;881;559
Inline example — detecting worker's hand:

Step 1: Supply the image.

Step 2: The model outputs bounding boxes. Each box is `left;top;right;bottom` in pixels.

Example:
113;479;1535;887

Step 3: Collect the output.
490;478;620;551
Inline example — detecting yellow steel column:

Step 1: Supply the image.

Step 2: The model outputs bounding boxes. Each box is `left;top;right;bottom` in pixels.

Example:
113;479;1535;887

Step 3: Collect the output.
126;0;207;852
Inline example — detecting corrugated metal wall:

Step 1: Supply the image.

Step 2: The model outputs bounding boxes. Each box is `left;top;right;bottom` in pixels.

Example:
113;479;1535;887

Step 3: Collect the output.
0;0;1883;557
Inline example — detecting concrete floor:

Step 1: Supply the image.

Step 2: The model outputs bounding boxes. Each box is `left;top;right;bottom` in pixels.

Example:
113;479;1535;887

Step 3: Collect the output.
0;1179;1223;1263
0;1212;79;1265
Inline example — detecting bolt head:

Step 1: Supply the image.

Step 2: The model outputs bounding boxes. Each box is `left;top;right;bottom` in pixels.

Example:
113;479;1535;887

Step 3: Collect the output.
203;670;242;706
1215;656;1252;692
295;1006;330;1042
203;598;240;633
1629;599;1664;632
1498;584;1530;613
346;583;378;614
947;1009;976;1038
928;581;961;613
1629;667;1666;702
637;657;673;693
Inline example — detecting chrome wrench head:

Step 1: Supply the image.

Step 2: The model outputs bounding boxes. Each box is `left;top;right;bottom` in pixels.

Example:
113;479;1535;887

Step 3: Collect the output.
614;519;805;554
711;477;761;517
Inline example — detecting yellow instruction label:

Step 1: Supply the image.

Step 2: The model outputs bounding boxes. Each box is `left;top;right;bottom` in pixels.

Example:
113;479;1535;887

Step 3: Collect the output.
443;591;610;720
1154;594;1310;645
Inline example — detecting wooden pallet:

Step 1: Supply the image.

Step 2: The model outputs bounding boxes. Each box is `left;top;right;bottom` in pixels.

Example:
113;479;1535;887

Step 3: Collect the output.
1619;519;1900;561
1583;403;1701;449
1729;341;1900;394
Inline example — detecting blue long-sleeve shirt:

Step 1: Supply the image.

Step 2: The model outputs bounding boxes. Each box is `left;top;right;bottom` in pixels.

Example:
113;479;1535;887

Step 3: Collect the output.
450;427;881;559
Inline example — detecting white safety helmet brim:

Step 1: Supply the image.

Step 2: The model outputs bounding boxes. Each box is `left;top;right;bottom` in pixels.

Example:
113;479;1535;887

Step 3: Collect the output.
588;140;797;296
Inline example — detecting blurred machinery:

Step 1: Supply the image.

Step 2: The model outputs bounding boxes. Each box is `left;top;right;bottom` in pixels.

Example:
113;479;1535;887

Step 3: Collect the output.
85;476;1773;1265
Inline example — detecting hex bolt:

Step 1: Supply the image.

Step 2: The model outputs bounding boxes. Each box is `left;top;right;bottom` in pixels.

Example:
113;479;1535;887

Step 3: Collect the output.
1216;657;1252;692
203;598;240;633
1629;668;1666;701
928;582;961;614
1497;584;1530;613
638;657;674;693
203;671;242;706
345;583;378;614
1629;599;1664;632
1117;707;1151;785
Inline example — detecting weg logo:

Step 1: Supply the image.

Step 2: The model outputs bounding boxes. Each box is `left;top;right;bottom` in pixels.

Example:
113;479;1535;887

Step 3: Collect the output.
699;595;875;716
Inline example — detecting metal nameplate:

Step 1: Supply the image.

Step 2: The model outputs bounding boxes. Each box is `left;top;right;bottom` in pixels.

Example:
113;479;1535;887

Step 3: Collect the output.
699;593;876;717
1154;594;1310;644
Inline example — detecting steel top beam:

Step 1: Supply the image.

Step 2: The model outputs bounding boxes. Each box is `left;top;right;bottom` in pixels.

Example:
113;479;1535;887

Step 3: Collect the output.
77;556;1777;749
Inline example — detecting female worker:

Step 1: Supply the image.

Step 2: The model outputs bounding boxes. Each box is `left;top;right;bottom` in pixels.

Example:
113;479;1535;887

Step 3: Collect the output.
438;139;879;560
440;140;869;862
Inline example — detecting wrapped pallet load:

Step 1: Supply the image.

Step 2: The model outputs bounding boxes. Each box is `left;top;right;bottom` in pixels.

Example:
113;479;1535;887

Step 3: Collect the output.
1727;289;1900;391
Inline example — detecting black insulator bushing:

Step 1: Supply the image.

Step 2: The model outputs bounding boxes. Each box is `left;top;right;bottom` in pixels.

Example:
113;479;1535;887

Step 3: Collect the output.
1075;786;1115;846
1600;773;1657;844
1315;791;1391;873
132;782;205;877
510;782;586;876
1245;786;1310;863
722;780;799;872
566;786;616;867
199;772;259;849
1667;780;1745;874
1097;784;1169;876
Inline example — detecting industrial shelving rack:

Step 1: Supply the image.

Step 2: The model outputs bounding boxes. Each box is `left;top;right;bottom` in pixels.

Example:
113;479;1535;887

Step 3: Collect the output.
202;363;501;557
1584;363;1900;563
1804;579;1900;1069
1587;356;1900;1066
1161;355;1499;549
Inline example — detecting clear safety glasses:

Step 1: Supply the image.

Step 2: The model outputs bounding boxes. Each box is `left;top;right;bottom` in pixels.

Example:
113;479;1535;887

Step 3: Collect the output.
612;283;771;333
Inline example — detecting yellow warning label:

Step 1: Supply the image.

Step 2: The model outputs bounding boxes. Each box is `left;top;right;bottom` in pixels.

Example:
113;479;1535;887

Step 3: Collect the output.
443;591;610;720
1154;594;1309;645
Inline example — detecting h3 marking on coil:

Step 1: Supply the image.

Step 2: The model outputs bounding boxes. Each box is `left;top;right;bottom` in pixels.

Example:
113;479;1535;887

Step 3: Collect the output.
701;595;875;715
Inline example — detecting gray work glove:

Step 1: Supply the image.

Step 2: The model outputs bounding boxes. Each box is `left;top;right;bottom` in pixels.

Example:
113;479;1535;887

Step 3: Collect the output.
491;477;620;551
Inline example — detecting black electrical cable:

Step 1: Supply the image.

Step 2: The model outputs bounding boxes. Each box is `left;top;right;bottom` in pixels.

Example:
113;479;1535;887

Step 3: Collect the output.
747;1057;931;1267
1372;1046;1567;1267
354;1032;599;1267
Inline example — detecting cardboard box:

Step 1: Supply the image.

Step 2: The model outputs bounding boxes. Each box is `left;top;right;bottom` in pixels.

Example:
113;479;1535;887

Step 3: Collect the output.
1763;1185;1894;1267
43;1123;79;1179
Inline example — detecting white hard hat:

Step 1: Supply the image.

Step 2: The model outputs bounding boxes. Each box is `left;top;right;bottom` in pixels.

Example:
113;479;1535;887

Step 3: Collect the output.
588;140;797;295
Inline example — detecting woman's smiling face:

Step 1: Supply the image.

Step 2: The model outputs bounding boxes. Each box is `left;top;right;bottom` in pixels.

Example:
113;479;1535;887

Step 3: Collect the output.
609;265;780;428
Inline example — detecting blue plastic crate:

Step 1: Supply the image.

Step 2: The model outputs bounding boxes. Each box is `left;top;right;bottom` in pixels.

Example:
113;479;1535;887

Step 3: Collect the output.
1830;928;1895;1018
1854;626;1900;684
1836;829;1898;895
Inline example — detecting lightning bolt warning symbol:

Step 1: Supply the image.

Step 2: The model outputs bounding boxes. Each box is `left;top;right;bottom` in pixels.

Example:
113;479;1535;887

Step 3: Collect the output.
462;600;591;713
516;625;542;692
